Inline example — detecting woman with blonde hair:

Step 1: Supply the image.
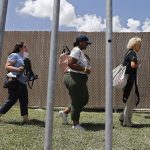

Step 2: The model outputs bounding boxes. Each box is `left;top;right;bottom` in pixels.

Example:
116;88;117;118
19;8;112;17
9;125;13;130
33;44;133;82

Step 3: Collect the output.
119;36;141;127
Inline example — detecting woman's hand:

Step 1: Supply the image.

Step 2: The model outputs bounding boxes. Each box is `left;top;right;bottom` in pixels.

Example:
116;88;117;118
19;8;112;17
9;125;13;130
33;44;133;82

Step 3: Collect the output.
68;57;91;74
85;68;91;74
131;61;139;69
17;66;24;72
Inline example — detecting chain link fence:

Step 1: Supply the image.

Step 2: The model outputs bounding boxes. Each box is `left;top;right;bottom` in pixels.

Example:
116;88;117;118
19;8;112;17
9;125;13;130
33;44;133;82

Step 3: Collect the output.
0;31;150;109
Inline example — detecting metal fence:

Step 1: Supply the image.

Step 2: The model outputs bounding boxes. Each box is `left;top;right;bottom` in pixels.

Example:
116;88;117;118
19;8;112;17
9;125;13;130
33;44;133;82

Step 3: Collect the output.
0;31;150;109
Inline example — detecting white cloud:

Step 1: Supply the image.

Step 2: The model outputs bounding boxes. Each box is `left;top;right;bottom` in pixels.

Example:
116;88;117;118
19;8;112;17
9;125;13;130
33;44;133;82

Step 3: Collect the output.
16;0;53;18
16;0;76;25
16;0;150;32
123;18;141;32
113;16;123;32
112;17;141;32
142;18;150;32
59;0;76;25
73;15;105;32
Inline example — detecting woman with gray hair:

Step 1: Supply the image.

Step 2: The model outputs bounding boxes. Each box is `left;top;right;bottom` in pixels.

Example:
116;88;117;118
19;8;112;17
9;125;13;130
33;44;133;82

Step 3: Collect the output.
119;36;141;127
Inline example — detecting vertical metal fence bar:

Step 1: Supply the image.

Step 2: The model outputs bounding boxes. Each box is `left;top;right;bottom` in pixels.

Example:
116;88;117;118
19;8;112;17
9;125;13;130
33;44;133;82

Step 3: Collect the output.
105;0;113;150
44;0;60;150
0;0;8;63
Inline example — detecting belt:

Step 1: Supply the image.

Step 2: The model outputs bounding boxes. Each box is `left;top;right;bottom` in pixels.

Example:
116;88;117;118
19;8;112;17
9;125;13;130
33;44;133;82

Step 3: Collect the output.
67;71;87;75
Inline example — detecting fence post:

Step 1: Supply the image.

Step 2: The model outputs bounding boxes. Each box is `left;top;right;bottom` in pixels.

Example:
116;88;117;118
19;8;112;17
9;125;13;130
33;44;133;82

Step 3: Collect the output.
105;0;113;150
0;0;8;63
44;0;60;150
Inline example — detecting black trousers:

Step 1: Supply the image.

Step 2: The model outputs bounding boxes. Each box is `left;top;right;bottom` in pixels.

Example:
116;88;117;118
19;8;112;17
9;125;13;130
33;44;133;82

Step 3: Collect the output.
123;75;140;106
0;80;28;116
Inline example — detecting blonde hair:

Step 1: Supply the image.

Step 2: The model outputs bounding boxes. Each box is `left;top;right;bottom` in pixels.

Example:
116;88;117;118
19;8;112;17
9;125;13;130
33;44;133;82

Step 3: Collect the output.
127;36;142;50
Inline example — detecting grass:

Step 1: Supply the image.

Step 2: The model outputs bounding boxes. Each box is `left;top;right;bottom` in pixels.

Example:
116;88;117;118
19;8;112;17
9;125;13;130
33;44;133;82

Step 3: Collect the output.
0;107;150;150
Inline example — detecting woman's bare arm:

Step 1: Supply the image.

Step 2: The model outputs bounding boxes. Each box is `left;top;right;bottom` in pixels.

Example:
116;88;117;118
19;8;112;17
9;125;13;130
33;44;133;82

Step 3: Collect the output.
5;61;24;72
68;57;91;74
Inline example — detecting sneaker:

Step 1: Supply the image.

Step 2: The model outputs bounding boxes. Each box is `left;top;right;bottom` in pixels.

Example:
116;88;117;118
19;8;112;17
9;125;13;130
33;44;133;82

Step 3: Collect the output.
59;110;68;124
72;124;85;130
122;123;133;127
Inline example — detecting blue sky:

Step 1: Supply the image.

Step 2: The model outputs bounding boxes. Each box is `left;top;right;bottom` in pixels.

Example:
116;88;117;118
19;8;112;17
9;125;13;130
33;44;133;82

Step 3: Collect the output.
5;0;150;32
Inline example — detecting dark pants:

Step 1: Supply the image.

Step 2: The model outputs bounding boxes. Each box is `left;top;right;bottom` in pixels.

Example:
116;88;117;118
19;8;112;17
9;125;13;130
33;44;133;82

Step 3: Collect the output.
64;72;89;121
0;80;28;116
123;75;140;106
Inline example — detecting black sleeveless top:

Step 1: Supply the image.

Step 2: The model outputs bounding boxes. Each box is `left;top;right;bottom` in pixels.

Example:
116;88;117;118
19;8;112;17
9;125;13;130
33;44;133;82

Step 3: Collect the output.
123;49;137;80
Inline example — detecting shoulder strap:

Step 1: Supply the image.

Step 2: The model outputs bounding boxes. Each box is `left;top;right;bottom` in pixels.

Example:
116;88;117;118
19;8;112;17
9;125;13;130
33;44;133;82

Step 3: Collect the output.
62;46;70;54
28;80;34;89
123;50;133;66
124;49;132;58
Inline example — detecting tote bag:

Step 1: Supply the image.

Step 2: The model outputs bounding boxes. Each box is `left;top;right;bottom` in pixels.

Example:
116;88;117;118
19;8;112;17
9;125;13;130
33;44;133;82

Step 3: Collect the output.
113;64;128;89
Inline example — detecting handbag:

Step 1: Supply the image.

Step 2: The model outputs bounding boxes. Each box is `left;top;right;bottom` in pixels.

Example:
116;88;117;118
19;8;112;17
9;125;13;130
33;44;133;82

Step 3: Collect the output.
113;50;133;89
3;72;17;88
59;46;71;73
113;64;128;89
3;77;10;88
59;53;71;73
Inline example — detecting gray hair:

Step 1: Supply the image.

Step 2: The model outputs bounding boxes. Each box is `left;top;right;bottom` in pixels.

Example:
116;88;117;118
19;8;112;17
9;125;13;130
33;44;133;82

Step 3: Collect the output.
127;36;142;50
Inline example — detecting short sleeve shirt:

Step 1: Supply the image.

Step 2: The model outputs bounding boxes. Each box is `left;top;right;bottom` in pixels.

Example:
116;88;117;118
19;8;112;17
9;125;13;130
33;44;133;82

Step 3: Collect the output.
68;46;90;74
7;52;27;84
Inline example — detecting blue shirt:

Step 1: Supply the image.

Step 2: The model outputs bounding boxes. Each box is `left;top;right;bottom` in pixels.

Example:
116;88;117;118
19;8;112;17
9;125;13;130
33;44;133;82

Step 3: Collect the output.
7;52;27;84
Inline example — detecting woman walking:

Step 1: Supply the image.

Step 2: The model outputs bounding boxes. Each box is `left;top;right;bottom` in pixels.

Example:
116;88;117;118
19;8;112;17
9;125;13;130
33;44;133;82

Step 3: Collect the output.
0;42;30;123
119;37;141;127
59;35;91;130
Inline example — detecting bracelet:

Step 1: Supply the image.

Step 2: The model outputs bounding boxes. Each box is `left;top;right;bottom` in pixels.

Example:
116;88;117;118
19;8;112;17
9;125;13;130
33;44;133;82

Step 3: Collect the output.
84;67;87;73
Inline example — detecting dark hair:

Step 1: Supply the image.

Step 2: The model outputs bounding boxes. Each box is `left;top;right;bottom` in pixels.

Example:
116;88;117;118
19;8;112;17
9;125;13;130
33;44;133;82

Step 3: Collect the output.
11;42;24;54
73;41;79;47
